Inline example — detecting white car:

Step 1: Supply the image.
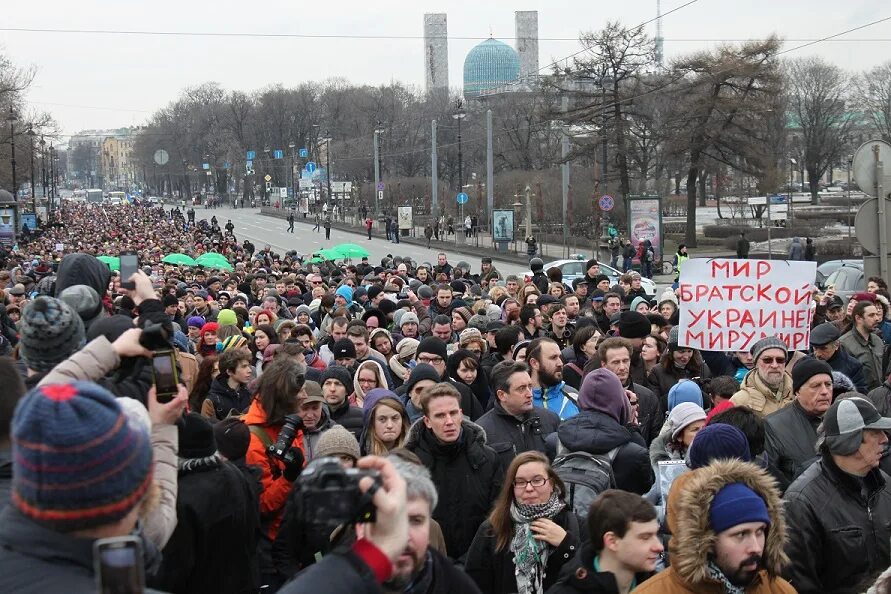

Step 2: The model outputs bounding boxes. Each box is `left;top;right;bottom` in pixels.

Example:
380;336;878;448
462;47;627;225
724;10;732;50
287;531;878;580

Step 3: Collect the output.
523;258;657;297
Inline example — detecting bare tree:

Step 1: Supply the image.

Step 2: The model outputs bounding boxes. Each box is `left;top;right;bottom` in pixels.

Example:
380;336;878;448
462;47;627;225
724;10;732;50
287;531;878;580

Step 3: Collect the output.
854;61;891;143
785;57;853;203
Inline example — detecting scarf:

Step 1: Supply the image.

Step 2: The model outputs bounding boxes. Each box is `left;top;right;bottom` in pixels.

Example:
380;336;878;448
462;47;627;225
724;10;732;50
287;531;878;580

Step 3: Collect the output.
705;560;746;594
509;492;565;594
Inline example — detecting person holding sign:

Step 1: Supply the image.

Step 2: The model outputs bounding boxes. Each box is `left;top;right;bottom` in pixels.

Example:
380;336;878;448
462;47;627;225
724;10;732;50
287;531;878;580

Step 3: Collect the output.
730;337;794;418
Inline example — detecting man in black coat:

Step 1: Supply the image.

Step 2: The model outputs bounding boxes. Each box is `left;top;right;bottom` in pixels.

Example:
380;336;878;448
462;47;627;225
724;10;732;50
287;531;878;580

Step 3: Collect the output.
150;414;260;594
206;348;254;419
476;360;560;467
405;383;503;562
764;358;834;492
319;365;365;439
810;322;868;394
411;337;484;420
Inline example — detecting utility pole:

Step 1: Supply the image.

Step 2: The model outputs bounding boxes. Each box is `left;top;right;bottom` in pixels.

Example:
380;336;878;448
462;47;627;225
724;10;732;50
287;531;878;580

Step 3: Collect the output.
373;121;383;216
6;109;17;201
486;110;493;243
431;119;438;221
27;126;35;215
561;95;570;258
524;184;533;240
324;131;332;209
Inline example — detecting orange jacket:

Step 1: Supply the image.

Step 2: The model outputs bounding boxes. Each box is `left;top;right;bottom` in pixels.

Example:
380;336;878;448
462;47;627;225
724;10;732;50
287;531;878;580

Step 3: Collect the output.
243;398;305;539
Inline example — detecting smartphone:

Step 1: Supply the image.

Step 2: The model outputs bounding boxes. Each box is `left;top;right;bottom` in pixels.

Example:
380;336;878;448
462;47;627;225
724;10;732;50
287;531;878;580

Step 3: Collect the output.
119;252;139;290
151;350;179;404
93;536;144;594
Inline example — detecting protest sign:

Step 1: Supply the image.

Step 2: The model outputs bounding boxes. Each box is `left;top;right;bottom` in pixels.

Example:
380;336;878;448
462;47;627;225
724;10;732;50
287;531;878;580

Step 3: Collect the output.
678;258;816;352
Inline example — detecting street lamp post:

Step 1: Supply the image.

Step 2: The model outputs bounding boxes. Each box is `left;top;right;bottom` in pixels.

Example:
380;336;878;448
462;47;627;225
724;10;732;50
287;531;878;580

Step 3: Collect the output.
263;146;271;205
288;141;296;202
847;154;853;246
39;137;46;201
27;126;36;215
323;130;332;210
524;184;533;241
789;158;796;226
50;144;56;213
373;120;384;216
453;100;466;207
6;109;17;200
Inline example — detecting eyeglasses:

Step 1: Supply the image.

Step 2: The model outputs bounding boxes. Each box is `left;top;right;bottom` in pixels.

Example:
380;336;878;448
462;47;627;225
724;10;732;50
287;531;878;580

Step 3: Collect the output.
760;356;786;365
513;477;549;490
417;355;444;365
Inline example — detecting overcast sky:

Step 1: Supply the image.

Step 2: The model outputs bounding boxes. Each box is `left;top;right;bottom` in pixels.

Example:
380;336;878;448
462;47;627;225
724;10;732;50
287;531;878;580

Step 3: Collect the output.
3;0;890;135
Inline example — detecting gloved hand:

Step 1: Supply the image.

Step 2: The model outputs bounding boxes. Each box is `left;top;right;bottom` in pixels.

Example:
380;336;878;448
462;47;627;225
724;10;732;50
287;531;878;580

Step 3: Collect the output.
282;448;305;482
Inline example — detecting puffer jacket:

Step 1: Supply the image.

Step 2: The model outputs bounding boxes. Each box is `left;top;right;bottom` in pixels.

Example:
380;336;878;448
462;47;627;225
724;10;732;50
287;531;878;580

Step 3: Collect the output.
557;410;653;495
730;369;794;417
763;401;821;492
636;459;795;594
783;452;891;594
405;419;503;561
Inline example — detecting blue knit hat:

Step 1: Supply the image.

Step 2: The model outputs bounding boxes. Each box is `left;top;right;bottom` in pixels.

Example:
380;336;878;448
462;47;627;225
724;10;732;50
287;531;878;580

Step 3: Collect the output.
709;482;771;534
335;285;354;305
667;380;704;411
11;382;153;532
687;423;752;469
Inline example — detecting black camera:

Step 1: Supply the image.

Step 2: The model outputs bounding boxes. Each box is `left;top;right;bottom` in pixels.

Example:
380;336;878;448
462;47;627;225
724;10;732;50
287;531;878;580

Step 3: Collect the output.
268;414;304;466
139;321;170;351
296;457;381;529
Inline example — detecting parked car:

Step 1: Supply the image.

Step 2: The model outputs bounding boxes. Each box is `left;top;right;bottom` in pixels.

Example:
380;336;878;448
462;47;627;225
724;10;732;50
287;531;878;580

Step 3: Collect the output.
522;258;657;298
822;261;864;303
816;259;861;290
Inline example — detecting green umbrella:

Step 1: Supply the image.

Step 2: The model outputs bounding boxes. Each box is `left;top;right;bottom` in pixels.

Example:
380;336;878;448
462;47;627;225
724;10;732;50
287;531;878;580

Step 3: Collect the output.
318;248;344;261
195;253;231;269
162;253;198;266
97;255;120;271
197;251;226;261
331;243;370;259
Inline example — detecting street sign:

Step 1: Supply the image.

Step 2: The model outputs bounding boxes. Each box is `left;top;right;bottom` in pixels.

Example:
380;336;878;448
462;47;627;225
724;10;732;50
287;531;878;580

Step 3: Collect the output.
153;149;169;166
223;161;231;169
273;149;284;160
246;150;256;160
378;190;384;201
853;140;891;198
457;192;469;205
264;174;272;182
279;187;288;198
246;160;253;169
376;182;385;191
202;163;210;170
598;195;614;211
299;148;309;158
305;162;316;174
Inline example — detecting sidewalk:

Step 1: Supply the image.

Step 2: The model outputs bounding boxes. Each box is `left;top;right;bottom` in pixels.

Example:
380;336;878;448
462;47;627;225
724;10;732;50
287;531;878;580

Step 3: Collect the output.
259;207;596;267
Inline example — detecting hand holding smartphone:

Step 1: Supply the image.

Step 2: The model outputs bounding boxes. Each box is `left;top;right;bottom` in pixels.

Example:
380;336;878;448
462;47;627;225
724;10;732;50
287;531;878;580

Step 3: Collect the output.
119;252;139;290
94;536;144;594
151;350;180;404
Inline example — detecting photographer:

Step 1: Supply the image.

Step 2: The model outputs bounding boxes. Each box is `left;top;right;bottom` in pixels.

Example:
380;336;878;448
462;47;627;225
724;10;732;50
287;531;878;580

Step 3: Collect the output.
243;357;307;590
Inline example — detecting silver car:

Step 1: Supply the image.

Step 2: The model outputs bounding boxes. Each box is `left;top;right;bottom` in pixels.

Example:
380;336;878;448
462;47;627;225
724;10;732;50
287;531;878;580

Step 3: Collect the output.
523;259;657;297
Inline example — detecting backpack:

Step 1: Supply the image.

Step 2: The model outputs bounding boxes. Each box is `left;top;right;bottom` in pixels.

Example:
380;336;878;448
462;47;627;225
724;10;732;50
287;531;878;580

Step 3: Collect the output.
552;447;620;520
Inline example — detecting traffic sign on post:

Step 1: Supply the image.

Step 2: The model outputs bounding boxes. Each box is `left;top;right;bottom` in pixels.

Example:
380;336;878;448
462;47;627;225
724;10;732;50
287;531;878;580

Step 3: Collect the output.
376;182;385;191
246;150;256;160
264;174;272;182
305;162;316;174
299;148;309;158
273;149;284;160
598;195;614;211
457;192;469;205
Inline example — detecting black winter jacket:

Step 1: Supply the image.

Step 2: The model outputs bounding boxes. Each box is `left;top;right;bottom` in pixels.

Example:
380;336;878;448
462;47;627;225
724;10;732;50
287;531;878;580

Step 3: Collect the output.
546;543;654;594
329;398;365;440
867;380;891;417
825;346;868;394
628;380;661;447
207;375;253;420
0;507;165;594
405;419;503;561
278;547;382;593
764;402;821;491
150;459;261;594
557;411;654;495
646;361;710;413
0;447;10;513
783;452;891;594
465;508;581;594
476;400;561;467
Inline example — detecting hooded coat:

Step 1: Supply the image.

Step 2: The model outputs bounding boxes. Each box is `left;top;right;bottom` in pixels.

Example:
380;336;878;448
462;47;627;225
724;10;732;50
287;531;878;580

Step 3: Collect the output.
54;252;111;298
634;459;795;594
447;349;492;409
405;419;503;561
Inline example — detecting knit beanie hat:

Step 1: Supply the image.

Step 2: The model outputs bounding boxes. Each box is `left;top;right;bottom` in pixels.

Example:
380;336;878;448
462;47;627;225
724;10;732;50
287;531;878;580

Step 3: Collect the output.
316;425;361;461
200;322;219;337
294;304;312;318
362;388;402;426
178;412;217;459
578;368;630;424
667;326;680;350
187;315;206;328
468;314;489;333
213;417;251;461
219;335;248;353
667;380;704;411
402;363;442;395
11;382;153;532
687;423;752;469
19;296;86;372
630;296;650;313
616;311;650;339
709;483;771;534
791;357;833;393
321;365;354;396
750;335;788;363
332;338;357;360
453;307;472;324
162;294;179;308
366;285;383;301
86;314;134;343
668;402;707;440
217;308;238;327
416;337;448;363
400;311;420;328
58;284;105;330
335;285;354;305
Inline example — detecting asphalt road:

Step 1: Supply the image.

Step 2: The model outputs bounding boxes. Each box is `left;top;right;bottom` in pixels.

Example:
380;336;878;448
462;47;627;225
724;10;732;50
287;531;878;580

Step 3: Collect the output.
212;207;530;276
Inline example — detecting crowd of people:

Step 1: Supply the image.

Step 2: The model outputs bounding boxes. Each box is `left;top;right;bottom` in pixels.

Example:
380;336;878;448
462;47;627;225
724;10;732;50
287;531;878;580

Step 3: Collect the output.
0;201;891;593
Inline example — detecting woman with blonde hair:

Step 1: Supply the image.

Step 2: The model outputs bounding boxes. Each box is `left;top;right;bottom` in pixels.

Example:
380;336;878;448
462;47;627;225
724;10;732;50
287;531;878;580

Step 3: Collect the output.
359;388;410;456
465;451;581;594
518;284;541;307
350;359;387;407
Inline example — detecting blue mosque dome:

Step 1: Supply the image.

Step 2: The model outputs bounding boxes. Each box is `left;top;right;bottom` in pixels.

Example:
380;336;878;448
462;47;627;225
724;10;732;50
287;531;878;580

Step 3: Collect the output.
463;38;520;99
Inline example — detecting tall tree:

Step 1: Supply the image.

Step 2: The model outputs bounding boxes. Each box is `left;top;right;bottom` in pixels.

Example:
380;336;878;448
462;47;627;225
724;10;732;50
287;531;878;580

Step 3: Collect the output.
854;61;891;143
785;56;853;204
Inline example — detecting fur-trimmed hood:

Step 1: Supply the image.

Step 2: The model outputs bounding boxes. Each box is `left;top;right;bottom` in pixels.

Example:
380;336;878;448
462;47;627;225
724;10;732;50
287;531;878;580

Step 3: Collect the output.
669;459;788;587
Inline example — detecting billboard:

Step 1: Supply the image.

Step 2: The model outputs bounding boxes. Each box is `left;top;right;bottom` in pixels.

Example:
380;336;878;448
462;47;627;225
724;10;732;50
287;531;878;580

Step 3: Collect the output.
397;206;413;230
493;209;515;242
628;197;662;262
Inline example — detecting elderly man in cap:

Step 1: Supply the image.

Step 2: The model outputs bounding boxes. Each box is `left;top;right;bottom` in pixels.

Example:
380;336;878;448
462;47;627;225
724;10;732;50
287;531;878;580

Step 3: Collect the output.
839;300;886;391
731;336;794;417
783;396;891;593
809;321;867;394
764;357;834;491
